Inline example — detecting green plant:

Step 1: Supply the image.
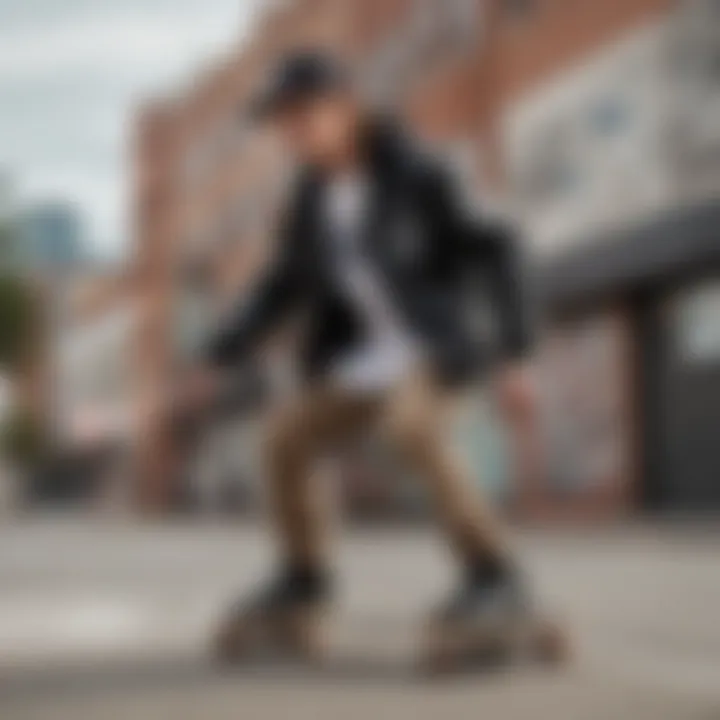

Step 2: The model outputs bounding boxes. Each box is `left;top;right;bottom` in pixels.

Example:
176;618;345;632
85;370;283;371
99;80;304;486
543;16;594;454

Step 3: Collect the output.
0;274;37;371
0;409;46;470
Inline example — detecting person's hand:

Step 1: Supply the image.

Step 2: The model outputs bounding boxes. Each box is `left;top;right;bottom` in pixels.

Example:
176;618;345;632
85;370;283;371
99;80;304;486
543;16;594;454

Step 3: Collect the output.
494;361;536;424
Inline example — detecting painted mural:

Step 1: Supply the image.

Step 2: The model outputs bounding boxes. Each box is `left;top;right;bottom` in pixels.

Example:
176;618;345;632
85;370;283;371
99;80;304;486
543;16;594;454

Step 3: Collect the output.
536;313;629;495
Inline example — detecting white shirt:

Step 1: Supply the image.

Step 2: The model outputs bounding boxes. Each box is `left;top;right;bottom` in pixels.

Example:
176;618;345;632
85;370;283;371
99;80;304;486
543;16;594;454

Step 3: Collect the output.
323;173;421;391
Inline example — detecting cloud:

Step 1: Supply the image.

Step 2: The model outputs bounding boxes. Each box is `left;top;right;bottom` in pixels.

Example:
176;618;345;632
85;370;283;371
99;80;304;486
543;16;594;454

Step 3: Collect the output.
0;9;252;87
0;0;261;258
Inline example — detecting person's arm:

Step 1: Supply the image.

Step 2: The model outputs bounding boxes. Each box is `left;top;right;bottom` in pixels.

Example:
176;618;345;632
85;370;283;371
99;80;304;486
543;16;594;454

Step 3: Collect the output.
420;160;536;421
420;160;534;361
472;218;534;363
204;192;306;368
205;254;302;367
174;204;304;423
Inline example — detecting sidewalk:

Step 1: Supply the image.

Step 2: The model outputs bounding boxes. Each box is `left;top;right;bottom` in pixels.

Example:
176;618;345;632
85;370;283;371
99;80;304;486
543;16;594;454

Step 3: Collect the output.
1;519;719;718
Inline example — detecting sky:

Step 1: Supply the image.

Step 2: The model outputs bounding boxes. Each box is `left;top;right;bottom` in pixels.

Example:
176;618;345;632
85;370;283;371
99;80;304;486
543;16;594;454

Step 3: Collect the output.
0;0;263;260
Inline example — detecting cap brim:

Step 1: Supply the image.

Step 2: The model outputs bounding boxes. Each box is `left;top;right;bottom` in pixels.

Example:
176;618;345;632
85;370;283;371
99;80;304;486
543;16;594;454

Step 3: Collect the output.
243;77;348;123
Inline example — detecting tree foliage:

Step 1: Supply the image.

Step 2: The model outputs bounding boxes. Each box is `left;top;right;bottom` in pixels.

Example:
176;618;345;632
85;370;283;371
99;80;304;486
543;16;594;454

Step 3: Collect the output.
0;408;46;470
0;273;37;371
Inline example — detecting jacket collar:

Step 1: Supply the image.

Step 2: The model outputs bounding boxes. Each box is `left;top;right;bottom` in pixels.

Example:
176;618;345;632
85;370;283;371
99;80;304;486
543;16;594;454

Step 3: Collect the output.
358;114;410;182
300;114;409;190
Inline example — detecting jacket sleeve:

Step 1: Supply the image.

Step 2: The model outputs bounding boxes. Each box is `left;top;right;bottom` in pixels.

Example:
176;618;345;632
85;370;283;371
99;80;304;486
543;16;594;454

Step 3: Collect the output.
204;199;305;368
471;218;534;361
421;161;535;361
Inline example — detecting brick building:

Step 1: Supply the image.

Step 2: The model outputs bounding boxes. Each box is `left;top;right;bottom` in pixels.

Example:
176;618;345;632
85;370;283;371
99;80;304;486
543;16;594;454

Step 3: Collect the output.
43;271;137;506
133;0;719;518
508;0;720;518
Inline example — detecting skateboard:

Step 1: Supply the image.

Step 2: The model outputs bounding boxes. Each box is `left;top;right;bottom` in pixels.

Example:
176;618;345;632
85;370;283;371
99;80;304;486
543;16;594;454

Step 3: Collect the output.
213;603;327;665
420;610;568;675
213;603;568;674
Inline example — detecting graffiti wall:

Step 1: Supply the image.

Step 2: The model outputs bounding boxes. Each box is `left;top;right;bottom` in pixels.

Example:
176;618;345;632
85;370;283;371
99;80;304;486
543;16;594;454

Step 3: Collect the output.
536;310;632;499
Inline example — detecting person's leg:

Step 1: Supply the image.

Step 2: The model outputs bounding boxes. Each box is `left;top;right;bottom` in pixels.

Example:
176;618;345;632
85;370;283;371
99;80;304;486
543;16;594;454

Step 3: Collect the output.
380;373;568;667
380;371;512;582
215;384;380;661
263;384;379;580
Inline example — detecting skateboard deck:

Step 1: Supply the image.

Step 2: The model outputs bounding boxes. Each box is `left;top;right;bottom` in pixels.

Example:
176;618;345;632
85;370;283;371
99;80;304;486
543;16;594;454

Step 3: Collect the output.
212;605;569;675
420;611;568;675
214;604;327;664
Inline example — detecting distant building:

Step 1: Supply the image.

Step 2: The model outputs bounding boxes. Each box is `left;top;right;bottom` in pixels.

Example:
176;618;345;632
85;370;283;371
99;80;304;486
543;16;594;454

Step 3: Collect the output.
0;196;90;508
16;201;86;271
42;272;136;507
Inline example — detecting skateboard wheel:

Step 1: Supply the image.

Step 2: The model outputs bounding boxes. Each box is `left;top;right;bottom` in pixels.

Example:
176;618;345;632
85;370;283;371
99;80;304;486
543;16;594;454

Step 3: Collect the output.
213;605;326;666
214;616;255;664
533;620;569;665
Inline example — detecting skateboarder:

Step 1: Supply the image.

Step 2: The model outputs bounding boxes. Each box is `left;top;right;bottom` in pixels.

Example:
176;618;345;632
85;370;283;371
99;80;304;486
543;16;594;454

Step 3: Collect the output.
187;51;547;665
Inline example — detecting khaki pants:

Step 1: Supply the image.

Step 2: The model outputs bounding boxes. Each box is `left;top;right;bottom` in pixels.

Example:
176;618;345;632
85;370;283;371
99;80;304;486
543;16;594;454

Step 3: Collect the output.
264;371;507;569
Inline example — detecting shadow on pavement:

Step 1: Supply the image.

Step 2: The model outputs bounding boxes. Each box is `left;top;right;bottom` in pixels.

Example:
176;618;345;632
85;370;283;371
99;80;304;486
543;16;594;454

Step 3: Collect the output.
1;651;539;703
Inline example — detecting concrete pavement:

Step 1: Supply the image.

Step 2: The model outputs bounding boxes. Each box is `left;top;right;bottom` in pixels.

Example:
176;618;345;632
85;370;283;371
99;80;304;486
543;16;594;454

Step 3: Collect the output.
1;517;719;719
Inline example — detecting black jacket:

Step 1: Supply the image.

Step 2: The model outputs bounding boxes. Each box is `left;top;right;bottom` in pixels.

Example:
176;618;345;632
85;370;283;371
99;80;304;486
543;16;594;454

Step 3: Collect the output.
206;119;533;385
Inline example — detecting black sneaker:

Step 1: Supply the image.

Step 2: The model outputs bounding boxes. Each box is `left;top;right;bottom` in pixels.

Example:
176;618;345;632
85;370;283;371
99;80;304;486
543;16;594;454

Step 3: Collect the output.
244;566;332;615
214;566;331;662
434;568;529;627
424;570;566;671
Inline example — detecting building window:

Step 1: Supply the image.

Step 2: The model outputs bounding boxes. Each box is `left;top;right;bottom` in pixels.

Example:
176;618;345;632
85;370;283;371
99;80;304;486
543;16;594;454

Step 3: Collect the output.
416;0;480;50
365;0;480;99
512;120;583;207
670;0;720;179
673;281;720;364
182;118;247;188
502;0;535;21
538;314;628;493
172;264;217;359
588;96;630;139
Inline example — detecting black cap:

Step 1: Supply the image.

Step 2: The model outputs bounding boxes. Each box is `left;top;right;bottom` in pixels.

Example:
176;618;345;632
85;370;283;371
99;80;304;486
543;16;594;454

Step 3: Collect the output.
246;51;351;121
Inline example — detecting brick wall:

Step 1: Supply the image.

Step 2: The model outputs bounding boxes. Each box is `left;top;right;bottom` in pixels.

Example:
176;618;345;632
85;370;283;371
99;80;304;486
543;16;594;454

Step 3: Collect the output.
132;0;676;512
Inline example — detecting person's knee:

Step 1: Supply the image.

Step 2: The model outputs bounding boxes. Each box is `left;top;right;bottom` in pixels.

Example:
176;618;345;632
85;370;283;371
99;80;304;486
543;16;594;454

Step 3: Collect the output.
384;408;436;458
264;403;309;467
